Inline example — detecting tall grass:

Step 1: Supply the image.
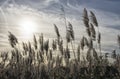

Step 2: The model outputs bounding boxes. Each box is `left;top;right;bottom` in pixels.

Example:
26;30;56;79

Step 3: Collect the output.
0;8;120;79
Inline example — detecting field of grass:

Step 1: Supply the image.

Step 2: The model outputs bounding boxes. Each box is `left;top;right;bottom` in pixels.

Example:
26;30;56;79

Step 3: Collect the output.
0;8;120;79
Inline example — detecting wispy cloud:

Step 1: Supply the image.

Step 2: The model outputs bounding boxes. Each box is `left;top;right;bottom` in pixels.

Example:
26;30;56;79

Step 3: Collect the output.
0;0;120;52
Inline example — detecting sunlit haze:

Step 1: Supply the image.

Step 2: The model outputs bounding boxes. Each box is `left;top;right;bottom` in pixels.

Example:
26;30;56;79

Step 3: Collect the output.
18;17;38;37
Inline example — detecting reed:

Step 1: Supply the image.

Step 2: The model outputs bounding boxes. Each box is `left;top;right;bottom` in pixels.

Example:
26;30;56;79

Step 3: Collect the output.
0;8;120;79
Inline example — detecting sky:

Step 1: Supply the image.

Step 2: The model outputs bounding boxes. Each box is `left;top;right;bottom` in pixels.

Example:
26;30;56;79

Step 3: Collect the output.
0;0;120;53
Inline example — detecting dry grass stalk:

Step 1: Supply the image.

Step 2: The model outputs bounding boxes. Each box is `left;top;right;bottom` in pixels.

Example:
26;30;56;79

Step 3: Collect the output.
58;39;64;55
28;41;32;53
77;45;80;61
54;24;60;38
1;8;120;79
43;39;49;54
89;38;93;48
83;8;89;28
8;31;18;48
33;35;37;49
90;11;98;27
86;48;92;63
64;45;70;59
98;32;101;44
52;40;57;50
93;48;99;62
117;35;120;49
86;28;91;37
49;49;53;60
68;22;75;40
66;30;71;43
81;36;85;50
90;23;96;40
39;33;44;51
66;22;75;43
111;50;116;59
84;37;89;47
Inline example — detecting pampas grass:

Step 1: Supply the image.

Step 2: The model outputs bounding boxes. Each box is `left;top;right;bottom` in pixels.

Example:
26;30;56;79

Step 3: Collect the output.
0;8;120;79
90;11;98;27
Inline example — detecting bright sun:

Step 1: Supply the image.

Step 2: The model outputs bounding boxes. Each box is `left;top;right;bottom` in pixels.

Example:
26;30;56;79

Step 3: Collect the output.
18;18;38;37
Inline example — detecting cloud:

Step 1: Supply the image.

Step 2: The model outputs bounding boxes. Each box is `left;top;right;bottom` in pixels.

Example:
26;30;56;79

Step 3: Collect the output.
81;0;120;14
105;0;120;2
105;25;120;30
0;0;120;52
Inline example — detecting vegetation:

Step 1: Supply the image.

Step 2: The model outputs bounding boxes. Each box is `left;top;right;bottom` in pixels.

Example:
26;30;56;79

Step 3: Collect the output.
0;8;120;79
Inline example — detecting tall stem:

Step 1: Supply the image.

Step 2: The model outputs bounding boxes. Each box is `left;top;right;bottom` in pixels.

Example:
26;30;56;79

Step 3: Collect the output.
97;27;102;56
71;41;76;59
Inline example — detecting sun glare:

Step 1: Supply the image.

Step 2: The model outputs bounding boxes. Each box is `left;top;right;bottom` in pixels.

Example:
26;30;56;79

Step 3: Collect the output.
18;17;38;38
